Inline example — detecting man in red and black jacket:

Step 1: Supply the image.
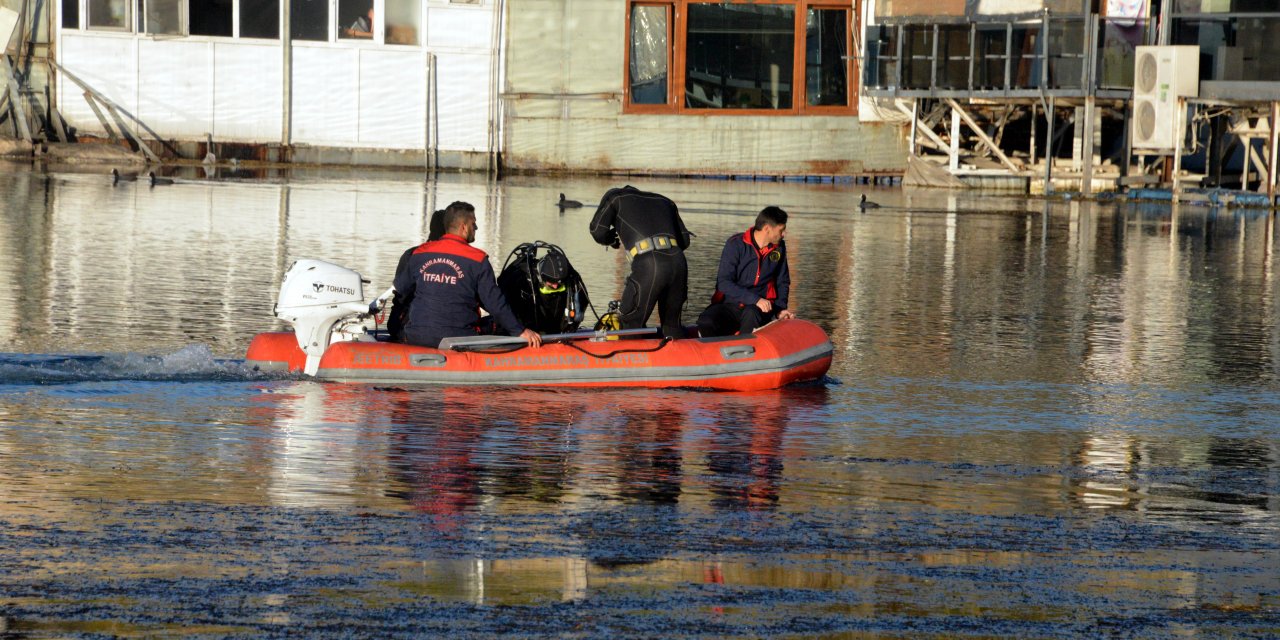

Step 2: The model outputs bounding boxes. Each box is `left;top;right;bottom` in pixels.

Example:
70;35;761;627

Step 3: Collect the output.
393;201;542;349
387;208;446;342
696;206;795;337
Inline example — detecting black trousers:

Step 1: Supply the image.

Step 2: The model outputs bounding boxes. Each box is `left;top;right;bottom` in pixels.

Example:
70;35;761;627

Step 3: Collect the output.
620;250;687;339
696;302;774;337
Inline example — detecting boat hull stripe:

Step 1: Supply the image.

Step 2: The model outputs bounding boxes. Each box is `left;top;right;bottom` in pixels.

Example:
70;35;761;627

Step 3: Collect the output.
315;341;833;385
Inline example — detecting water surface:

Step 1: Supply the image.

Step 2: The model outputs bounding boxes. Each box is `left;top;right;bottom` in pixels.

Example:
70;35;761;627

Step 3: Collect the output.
1;167;1278;637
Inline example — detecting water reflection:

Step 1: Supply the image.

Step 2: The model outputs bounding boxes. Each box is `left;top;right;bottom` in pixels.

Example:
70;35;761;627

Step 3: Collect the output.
3;169;1280;388
370;386;825;515
3;167;1280;635
705;393;788;511
1073;427;1279;522
265;382;387;508
611;401;684;504
385;388;494;519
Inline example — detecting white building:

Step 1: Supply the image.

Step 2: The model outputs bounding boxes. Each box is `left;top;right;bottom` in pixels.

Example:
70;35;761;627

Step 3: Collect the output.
53;0;503;167
44;0;911;177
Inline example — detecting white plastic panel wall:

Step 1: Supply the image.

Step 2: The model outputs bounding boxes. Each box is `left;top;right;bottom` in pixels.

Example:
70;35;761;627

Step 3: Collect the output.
424;3;492;49
291;46;361;144
357;49;427;147
58;34;140;135
213;42;284;142
434;51;490;152
138;39;214;137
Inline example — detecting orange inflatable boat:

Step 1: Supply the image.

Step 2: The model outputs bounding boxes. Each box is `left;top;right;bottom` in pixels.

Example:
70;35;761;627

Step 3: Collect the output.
246;318;832;391
245;259;832;391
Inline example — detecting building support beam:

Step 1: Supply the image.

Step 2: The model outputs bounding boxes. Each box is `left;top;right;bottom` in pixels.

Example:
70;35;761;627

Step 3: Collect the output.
1044;96;1056;194
950;107;961;172
1269;102;1279;202
944;97;1020;173
1248;137;1267;192
1172;98;1186;198
898;100;951;159
82;92;117;142
1082;96;1096;196
51;60;164;162
0;57;32;142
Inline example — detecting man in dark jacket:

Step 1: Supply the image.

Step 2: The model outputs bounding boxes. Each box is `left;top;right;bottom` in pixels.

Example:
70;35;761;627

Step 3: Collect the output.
387;208;446;342
696;206;795;337
588;185;691;339
393;201;542;349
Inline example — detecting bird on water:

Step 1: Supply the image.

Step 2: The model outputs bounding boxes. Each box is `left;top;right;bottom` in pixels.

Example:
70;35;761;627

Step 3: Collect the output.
149;171;175;187
557;193;584;209
859;194;881;211
111;168;138;185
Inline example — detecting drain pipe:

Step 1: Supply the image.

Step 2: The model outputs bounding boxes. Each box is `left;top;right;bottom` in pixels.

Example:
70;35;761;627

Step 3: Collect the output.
487;0;506;176
425;51;438;173
282;0;293;154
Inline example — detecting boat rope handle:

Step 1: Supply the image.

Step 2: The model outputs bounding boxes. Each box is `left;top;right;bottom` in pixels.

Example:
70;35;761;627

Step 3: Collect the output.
451;336;672;357
562;337;671;360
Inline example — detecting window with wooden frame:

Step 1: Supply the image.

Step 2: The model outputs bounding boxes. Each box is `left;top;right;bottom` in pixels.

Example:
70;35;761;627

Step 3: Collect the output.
624;0;858;115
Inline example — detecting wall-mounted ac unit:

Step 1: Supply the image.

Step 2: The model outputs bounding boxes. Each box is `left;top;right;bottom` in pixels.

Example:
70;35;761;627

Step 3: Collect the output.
1131;45;1200;152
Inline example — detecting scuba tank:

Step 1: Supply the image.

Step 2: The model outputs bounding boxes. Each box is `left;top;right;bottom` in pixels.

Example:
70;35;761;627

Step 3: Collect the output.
595;299;623;333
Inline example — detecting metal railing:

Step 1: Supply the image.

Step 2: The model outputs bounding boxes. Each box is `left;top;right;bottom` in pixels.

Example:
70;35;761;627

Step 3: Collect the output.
1170;12;1280;83
864;14;1152;97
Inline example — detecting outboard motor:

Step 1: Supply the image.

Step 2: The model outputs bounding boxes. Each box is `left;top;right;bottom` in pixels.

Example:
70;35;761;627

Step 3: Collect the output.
274;259;375;375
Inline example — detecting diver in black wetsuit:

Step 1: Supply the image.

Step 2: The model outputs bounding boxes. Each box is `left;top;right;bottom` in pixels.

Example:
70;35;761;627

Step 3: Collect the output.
588;185;692;339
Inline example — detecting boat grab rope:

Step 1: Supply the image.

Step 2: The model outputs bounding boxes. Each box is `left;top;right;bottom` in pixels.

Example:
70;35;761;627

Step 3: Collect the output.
457;337;672;359
563;337;672;359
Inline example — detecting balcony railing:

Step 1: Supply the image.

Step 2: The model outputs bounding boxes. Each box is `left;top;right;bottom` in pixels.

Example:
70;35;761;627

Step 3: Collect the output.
864;14;1152;97
1170;12;1280;83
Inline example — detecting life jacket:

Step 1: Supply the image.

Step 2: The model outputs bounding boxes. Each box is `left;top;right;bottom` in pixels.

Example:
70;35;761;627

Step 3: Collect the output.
497;241;589;334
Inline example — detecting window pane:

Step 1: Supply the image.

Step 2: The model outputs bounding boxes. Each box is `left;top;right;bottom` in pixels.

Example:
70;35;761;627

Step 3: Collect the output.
935;24;969;90
685;4;794;109
87;0;129;28
190;0;231;36
339;0;372;39
975;25;1007;89
386;0;419;44
239;0;278;38
1045;18;1084;89
630;4;668;104
62;0;80;28
864;23;896;89
291;0;328;41
805;8;847;106
1009;25;1042;89
901;24;933;89
146;0;182;34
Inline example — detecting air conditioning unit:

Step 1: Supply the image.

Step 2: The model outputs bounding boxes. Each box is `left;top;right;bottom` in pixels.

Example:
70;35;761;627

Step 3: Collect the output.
1131;45;1200;152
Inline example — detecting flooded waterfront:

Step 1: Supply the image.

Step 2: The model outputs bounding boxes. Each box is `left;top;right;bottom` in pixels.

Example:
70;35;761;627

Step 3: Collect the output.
1;166;1279;637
